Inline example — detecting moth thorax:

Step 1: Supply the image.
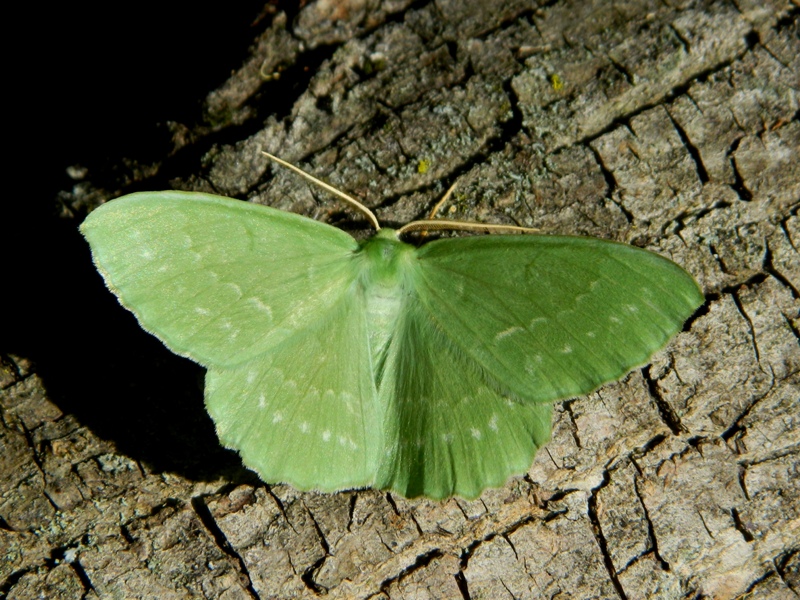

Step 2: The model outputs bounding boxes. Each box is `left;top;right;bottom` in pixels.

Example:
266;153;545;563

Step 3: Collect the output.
359;229;415;361
358;229;416;288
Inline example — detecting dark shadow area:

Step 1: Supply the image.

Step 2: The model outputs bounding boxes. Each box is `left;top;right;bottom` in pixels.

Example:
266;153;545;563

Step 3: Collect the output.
5;3;279;482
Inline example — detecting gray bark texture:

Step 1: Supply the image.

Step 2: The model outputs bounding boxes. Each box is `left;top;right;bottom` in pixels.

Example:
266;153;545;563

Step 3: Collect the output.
2;0;799;598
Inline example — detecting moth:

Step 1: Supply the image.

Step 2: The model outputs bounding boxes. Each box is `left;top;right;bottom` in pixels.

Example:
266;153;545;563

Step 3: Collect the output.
80;153;703;499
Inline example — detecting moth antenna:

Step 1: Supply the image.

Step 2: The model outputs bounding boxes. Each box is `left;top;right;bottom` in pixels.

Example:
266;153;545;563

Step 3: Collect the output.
405;178;539;237
414;179;462;239
261;151;381;231
398;219;539;236
428;180;459;219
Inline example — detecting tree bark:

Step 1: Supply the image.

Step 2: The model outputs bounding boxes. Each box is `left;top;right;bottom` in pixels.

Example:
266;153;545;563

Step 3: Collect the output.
2;1;798;598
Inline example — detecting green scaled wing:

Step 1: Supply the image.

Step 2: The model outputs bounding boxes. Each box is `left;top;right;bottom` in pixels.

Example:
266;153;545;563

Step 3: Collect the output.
375;300;552;499
374;234;703;499
81;192;382;490
205;294;382;492
412;235;704;403
80;192;359;368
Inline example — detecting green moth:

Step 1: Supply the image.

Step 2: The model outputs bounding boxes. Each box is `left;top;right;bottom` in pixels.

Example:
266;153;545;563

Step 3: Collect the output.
80;154;704;500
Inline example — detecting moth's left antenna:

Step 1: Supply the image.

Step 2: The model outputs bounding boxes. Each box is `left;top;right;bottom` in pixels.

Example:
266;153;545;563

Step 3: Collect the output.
262;151;381;231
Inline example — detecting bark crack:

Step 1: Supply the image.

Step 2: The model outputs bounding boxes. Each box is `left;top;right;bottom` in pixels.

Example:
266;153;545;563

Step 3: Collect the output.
265;485;297;533
738;464;751;501
721;373;775;442
739;442;800;467
587;145;633;224
453;499;471;522
730;507;754;542
633;472;671;571
730;287;763;364
667;23;691;54
71;558;95;600
377;549;444;595
763;241;800;299
642;365;685;435
587;468;629;600
347;493;357;532
454;570;471;600
0;568;33;597
301;502;332;593
726;137;754;202
190;495;261;600
502;533;518;560
562;399;583;448
667;111;709;184
0;515;14;532
774;547;800;595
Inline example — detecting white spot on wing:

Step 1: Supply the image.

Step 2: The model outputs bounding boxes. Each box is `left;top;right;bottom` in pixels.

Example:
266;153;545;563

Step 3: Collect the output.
195;307;211;316
224;282;243;298
299;422;310;433
338;436;358;450
610;316;622;324
341;392;355;413
495;326;523;342
470;428;482;440
525;355;544;376
441;433;454;444
272;411;283;423
322;430;331;442
586;331;596;338
561;345;572;354
489;414;499;431
625;304;639;313
247;297;272;318
258;394;266;409
529;317;547;328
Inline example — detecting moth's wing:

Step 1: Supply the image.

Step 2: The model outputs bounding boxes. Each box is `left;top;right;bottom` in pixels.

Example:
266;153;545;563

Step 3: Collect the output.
82;191;381;490
80;191;359;368
375;301;552;500
206;292;382;492
414;235;705;402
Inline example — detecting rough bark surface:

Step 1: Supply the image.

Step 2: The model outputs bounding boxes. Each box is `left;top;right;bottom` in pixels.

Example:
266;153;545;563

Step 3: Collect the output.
3;1;799;598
